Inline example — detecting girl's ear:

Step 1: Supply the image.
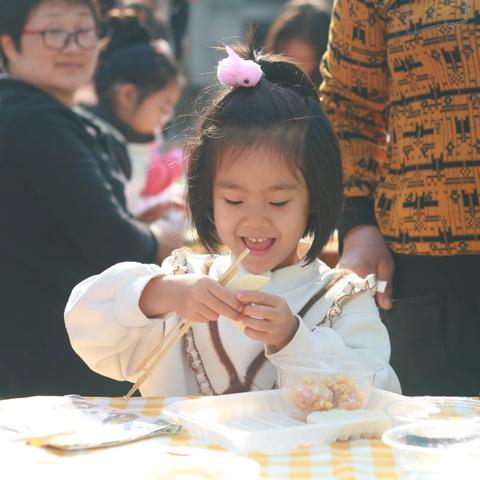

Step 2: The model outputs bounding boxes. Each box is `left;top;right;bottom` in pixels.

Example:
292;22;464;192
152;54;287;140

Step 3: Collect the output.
114;83;140;118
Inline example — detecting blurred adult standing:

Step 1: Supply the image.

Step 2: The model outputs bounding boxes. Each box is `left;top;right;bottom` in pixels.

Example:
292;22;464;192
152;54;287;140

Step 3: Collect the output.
321;1;480;395
0;0;181;398
266;0;331;88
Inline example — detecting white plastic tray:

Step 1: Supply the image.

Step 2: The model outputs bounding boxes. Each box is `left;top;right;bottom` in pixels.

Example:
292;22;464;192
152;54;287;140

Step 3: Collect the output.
163;387;405;453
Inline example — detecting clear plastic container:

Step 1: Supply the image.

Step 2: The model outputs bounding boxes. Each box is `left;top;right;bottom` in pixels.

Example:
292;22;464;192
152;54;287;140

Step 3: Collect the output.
382;421;480;479
273;356;382;420
387;397;480;426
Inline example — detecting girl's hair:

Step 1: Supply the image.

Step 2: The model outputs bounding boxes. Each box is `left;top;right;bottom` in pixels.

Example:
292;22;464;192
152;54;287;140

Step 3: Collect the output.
0;0;100;69
265;0;331;88
187;44;342;265
94;9;181;111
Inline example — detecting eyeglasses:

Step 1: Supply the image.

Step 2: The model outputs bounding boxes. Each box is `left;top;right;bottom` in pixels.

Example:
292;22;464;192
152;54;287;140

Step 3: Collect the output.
22;28;99;51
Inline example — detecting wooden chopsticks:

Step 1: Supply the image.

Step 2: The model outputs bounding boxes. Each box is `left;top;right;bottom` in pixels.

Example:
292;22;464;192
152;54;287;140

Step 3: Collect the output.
124;248;250;399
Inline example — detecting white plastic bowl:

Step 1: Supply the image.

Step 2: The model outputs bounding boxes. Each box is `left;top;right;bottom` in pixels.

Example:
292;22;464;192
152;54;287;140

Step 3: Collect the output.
382;421;480;479
273;356;382;420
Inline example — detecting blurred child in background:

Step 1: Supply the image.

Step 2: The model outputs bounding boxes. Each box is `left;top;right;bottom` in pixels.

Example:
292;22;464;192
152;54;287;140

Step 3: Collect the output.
265;0;331;88
84;8;187;221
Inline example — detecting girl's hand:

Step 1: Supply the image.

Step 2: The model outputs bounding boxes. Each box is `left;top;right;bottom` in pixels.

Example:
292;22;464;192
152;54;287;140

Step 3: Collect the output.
174;275;245;322
236;291;299;351
140;274;244;322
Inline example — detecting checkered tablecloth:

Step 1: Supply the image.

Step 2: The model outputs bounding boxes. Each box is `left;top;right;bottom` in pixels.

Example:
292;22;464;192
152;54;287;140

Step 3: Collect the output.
0;395;401;479
95;396;401;479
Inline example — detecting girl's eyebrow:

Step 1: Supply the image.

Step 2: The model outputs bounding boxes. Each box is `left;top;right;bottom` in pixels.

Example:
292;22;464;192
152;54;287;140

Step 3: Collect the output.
215;180;244;190
216;180;299;191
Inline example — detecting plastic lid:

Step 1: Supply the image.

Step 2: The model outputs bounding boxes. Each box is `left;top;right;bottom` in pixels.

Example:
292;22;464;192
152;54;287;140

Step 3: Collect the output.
387;397;480;424
382;420;480;453
272;355;383;376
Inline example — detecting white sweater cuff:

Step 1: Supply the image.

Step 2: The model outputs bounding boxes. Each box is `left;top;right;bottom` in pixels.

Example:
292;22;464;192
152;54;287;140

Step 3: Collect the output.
113;270;165;327
266;315;326;360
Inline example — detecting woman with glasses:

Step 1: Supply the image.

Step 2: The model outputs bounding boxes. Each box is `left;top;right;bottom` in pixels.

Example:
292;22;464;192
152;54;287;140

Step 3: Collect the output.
0;0;182;398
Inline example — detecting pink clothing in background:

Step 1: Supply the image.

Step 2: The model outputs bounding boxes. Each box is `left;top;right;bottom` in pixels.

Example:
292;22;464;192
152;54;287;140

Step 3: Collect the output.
141;144;186;197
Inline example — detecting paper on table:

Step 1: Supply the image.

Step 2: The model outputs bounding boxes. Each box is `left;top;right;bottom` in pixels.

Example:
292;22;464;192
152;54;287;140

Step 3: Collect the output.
0;395;180;450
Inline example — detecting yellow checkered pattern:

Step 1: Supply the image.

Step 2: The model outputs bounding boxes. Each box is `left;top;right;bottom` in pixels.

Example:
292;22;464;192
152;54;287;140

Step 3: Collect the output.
86;396;401;480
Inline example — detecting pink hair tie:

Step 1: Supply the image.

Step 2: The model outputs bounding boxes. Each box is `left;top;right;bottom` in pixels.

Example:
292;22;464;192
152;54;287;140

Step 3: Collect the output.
217;46;263;88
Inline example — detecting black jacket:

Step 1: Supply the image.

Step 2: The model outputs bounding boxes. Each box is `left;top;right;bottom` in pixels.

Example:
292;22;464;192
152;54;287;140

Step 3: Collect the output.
0;78;157;398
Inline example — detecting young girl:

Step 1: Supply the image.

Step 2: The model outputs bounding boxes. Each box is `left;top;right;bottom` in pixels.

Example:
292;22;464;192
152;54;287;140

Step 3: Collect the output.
65;44;401;397
84;9;186;220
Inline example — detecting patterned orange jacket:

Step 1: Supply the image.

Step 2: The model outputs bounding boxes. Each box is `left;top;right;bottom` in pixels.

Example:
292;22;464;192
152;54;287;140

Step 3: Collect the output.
320;0;480;256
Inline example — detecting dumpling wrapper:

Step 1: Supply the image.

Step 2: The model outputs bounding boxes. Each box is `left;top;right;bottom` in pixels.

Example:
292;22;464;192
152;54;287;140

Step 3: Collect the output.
224;273;271;332
306;409;391;441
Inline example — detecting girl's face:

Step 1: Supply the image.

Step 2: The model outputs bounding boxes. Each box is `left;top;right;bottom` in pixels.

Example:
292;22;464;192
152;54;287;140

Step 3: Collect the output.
213;146;310;274
126;82;182;135
1;0;100;106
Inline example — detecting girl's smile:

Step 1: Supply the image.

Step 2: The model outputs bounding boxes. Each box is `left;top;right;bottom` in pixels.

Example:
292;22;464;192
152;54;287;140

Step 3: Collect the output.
242;236;276;256
213;145;309;274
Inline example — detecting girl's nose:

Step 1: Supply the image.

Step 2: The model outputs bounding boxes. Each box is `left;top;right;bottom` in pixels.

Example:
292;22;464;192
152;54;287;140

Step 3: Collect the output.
242;208;270;228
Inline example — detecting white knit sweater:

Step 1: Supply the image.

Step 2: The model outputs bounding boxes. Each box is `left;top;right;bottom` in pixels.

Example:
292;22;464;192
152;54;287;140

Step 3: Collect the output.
65;252;401;396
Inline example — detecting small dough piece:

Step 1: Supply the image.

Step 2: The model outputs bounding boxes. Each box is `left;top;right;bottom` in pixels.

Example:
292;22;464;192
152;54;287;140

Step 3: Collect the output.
306;409;391;441
224;273;271;332
225;273;271;293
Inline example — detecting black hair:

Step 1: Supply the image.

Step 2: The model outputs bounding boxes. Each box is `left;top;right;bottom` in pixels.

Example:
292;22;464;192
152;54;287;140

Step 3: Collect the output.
121;3;170;41
187;44;342;265
265;0;331;88
94;9;182;112
0;0;100;69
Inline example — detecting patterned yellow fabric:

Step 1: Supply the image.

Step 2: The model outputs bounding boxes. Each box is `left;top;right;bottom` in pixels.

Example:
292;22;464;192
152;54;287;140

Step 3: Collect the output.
321;0;480;255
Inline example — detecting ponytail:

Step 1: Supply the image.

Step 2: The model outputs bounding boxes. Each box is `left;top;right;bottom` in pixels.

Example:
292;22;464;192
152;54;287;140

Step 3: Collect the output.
258;58;319;100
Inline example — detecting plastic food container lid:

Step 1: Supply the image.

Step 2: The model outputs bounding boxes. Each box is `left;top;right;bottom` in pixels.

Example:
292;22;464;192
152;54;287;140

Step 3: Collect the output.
387;397;480;424
272;355;383;376
382;420;480;452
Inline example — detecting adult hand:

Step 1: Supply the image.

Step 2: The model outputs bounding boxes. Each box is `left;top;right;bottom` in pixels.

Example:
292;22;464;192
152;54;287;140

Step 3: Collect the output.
137;200;185;224
337;225;394;310
236;291;299;351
